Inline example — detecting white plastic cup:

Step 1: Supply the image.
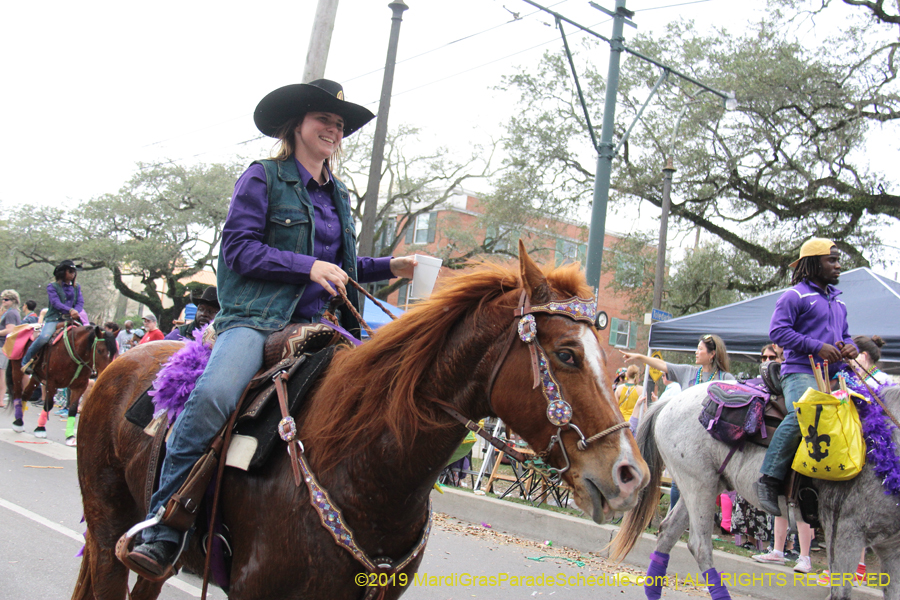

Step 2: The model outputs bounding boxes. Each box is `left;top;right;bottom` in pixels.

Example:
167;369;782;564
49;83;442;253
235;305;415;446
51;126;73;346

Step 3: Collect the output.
411;254;443;299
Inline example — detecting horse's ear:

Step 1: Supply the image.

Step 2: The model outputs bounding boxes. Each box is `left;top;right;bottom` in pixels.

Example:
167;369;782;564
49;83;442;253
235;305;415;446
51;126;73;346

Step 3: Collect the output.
518;240;550;304
94;325;103;337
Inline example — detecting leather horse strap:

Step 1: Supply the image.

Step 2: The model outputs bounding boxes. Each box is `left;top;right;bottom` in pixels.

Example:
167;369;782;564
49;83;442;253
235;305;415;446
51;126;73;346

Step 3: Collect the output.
270;368;430;600
485;291;530;402
435;401;528;464
200;380;255;600
144;419;169;513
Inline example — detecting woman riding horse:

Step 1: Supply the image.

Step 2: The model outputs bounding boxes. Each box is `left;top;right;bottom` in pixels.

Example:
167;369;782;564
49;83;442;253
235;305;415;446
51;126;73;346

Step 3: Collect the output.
75;245;650;600
124;79;419;578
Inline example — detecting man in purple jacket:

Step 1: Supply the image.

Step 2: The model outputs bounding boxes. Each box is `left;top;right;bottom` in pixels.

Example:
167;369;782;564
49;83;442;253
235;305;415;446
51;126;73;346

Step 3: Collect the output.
755;238;857;516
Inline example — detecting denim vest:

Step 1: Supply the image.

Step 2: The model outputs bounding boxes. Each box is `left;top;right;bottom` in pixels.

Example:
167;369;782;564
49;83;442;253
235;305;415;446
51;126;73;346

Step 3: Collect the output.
215;159;361;336
44;282;80;323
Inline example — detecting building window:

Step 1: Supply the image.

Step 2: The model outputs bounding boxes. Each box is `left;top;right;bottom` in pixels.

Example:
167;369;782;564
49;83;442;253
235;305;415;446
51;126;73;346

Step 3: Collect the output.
375;218;397;255
615;254;644;288
486;225;518;253
555;239;587;267
609;317;637;349
404;212;437;245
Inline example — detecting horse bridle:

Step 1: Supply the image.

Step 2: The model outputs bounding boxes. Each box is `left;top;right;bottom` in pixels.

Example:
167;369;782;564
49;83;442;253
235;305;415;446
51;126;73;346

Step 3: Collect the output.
442;290;628;476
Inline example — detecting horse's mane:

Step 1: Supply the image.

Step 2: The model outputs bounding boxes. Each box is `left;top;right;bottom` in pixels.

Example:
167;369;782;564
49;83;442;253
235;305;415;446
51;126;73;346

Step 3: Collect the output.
303;260;593;470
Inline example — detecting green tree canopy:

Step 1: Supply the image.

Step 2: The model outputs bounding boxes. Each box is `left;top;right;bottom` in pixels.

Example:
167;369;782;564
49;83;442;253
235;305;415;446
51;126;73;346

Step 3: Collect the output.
12;161;241;329
497;4;900;296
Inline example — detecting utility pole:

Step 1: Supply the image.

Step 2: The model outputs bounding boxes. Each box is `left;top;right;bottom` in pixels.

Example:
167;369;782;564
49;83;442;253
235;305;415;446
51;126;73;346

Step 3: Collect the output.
521;0;734;293
357;0;409;258
302;0;341;83
653;157;675;310
584;0;632;290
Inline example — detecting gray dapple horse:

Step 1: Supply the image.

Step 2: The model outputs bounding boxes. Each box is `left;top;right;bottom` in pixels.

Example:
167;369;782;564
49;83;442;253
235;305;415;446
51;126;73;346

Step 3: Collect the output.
612;382;900;600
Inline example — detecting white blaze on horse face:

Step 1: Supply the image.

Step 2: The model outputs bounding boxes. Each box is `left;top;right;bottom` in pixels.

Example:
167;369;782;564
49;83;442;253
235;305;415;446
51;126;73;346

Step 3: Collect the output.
579;326;618;413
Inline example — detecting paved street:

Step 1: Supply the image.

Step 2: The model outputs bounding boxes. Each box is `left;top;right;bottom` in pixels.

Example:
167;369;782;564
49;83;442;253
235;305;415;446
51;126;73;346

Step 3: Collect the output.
0;406;744;599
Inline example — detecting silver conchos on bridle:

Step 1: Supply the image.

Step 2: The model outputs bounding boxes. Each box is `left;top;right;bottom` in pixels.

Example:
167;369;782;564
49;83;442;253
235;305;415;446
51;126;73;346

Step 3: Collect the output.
515;296;629;475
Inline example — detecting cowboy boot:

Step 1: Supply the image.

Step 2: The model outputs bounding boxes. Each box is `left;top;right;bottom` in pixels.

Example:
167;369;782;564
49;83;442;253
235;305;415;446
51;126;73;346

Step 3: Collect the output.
754;476;782;516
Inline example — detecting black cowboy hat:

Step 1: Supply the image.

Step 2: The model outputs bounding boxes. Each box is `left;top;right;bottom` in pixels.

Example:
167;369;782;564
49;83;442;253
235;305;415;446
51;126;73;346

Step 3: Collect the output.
53;259;83;277
194;286;219;309
253;79;376;138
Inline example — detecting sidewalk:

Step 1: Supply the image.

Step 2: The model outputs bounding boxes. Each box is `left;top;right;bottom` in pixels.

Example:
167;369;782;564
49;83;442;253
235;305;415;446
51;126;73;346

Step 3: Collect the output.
432;487;882;600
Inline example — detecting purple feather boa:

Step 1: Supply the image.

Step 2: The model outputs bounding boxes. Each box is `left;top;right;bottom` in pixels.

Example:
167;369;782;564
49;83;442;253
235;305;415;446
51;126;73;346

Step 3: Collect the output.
148;327;212;426
845;371;900;496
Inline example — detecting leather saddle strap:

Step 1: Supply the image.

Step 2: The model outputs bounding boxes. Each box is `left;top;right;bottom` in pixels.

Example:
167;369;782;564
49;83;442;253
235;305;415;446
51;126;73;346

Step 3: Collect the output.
436;402;528;464
143;418;169;513
274;371;304;487
200;380;255;600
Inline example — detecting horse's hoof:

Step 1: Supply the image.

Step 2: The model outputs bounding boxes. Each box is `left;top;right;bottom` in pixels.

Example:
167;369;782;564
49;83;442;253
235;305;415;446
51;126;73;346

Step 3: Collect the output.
34;427;47;438
12;419;25;433
65;436;77;447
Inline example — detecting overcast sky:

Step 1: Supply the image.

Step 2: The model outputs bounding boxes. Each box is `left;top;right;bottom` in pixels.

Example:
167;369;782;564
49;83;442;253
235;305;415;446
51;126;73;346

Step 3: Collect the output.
3;0;897;272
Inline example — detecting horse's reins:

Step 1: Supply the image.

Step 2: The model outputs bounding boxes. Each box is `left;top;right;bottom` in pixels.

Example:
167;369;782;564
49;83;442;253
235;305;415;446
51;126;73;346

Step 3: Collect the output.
328;279;399;339
61;321;100;385
442;290;628;476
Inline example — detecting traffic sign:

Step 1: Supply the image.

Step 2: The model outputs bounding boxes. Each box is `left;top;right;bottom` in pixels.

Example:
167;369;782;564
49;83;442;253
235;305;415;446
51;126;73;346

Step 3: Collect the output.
651;308;672;322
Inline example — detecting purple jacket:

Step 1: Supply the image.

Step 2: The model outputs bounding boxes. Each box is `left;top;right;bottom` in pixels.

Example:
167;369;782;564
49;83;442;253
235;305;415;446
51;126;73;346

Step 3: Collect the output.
769;279;855;377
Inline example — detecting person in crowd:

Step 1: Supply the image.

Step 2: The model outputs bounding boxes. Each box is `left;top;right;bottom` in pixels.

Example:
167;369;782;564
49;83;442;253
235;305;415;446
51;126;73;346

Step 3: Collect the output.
852;335;890;385
616;365;643;421
116;320;135;353
139;315;164;344
760;344;780;364
125;78;420;577
612;367;627;394
22;300;39;324
620;334;734;390
131;328;144;347
0;290;23;408
754;238;857;575
621;334;735;508
165;287;219;341
21;260;85;374
657;372;682;400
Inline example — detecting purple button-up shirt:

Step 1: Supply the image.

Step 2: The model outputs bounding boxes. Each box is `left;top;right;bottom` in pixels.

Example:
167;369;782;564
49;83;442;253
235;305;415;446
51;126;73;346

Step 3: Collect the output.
222;159;393;321
48;281;84;314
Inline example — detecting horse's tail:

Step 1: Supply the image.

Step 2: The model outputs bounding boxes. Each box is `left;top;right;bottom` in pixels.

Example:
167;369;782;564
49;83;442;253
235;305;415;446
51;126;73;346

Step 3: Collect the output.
609;399;667;561
70;532;93;600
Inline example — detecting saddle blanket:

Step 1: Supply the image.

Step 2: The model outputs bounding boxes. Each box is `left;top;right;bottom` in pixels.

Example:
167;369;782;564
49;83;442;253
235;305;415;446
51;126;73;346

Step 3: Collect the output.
124;346;336;471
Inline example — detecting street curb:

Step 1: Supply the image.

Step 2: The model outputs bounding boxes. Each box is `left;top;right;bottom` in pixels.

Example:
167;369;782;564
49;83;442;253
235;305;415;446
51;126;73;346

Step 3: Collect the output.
432;487;881;599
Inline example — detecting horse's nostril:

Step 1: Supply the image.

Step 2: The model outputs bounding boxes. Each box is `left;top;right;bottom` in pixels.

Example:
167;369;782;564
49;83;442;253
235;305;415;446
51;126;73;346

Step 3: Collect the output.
618;465;634;484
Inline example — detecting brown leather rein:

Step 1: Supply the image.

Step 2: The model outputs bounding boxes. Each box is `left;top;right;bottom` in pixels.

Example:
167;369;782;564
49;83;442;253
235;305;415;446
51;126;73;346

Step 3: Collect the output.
439;291;628;475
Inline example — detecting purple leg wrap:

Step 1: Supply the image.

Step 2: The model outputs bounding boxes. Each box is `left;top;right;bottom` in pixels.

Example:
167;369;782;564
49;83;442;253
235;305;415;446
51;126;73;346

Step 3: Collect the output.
704;568;732;600
644;551;670;600
14;398;23;421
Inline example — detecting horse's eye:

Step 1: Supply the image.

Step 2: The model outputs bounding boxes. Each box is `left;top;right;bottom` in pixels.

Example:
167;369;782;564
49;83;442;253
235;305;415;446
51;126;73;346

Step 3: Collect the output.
556;351;576;366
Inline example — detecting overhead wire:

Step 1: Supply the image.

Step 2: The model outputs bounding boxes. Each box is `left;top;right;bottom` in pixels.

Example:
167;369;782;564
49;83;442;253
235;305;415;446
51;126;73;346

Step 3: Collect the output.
135;0;718;171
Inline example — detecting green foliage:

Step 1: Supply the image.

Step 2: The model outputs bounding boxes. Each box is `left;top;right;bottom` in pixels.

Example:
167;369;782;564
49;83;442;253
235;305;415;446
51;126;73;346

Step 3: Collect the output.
11;161;241;329
497;7;900;296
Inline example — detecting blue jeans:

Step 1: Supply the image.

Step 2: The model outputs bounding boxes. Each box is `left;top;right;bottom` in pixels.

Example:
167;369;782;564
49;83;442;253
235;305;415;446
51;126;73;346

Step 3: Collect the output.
142;326;268;544
760;372;818;481
21;321;59;365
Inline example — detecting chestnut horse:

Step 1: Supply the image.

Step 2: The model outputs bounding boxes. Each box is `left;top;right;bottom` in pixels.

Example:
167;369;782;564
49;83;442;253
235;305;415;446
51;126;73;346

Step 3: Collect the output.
73;247;650;600
9;323;118;441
